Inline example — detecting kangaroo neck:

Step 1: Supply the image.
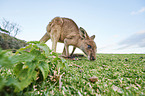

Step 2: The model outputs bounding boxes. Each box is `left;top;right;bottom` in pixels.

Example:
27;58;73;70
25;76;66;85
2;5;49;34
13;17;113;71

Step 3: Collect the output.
77;38;84;50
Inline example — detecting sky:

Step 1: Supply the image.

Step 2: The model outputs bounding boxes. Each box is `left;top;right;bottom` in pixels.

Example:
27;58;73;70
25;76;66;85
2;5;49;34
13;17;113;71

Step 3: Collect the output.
0;0;145;54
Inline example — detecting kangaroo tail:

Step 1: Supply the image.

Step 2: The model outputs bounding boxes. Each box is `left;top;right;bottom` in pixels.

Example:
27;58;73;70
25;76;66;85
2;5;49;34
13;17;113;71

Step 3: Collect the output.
40;32;50;43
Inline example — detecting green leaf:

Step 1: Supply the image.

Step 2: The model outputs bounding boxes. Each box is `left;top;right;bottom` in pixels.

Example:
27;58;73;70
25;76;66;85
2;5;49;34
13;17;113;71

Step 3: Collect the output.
13;62;38;92
0;49;13;68
27;41;40;44
37;61;49;80
16;44;32;54
10;51;35;64
6;77;22;92
14;62;37;81
16;70;37;92
26;62;38;80
36;43;50;57
13;63;23;76
18;69;29;81
0;76;6;91
30;49;41;56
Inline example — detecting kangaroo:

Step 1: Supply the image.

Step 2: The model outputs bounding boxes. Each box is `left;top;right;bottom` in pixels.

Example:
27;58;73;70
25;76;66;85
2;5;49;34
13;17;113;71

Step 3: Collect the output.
40;17;97;60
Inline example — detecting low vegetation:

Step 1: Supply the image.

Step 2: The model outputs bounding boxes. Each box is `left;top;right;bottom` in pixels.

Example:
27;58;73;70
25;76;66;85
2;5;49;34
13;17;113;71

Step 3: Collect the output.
0;41;145;95
0;32;27;50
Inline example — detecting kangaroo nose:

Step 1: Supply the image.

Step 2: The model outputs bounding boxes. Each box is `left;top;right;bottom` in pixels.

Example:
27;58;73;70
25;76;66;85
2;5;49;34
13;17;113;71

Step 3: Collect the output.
91;56;95;61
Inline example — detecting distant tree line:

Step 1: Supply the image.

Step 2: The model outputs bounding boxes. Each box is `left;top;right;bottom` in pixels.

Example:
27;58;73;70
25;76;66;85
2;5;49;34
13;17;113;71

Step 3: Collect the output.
0;18;27;50
0;18;21;37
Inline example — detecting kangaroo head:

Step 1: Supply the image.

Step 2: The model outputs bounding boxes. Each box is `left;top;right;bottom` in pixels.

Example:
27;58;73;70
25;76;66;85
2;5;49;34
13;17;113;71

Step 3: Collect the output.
79;27;97;61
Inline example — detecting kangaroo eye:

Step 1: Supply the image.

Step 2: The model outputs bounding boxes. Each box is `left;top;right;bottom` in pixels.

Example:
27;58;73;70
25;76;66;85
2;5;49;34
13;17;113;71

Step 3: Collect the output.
88;45;91;48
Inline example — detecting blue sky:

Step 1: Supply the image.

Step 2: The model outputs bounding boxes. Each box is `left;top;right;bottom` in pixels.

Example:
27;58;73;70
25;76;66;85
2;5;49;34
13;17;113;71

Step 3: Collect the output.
0;0;145;53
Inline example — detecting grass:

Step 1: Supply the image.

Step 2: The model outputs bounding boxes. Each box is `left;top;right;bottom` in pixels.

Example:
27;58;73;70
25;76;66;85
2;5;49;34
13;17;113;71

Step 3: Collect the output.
58;54;145;96
0;46;145;95
25;54;145;95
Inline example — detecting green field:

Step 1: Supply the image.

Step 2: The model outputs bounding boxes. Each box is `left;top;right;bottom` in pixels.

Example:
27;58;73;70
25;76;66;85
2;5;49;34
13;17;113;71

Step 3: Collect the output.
0;42;145;96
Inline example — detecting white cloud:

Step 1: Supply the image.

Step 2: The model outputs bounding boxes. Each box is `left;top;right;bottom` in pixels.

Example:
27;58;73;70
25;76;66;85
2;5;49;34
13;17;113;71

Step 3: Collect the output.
136;30;145;34
131;7;145;15
118;30;145;48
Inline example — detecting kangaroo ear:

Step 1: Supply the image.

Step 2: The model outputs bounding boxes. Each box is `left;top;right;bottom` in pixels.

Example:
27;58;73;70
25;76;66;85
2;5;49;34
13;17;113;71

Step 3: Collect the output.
79;27;89;39
90;35;95;40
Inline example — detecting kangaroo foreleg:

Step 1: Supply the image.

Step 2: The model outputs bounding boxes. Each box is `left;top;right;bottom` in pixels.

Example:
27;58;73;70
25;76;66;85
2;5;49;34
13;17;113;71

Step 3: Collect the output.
64;38;77;56
64;39;70;56
70;46;76;56
52;40;57;52
51;30;61;52
62;46;66;55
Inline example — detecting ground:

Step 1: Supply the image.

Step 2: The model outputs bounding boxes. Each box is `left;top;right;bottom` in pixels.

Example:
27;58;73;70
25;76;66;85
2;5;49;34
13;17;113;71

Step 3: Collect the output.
0;42;144;95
